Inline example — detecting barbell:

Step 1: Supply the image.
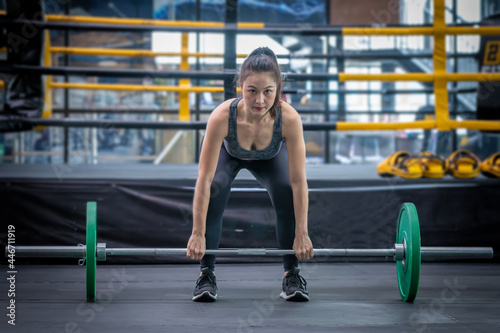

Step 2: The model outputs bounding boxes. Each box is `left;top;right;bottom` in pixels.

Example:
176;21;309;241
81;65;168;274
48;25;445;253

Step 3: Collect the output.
5;202;494;303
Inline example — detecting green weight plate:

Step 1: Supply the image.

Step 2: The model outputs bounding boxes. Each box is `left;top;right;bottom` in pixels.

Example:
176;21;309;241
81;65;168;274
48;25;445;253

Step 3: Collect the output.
396;202;421;302
86;202;97;302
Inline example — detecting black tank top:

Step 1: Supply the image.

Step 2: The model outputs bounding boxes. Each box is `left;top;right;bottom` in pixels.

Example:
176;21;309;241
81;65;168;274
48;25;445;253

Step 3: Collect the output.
223;98;284;160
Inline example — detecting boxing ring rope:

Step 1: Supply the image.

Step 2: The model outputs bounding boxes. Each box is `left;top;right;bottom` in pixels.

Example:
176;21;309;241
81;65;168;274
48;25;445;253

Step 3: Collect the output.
49;47;249;58
45;14;265;29
47;47;478;61
342;26;500;36
49;82;238;93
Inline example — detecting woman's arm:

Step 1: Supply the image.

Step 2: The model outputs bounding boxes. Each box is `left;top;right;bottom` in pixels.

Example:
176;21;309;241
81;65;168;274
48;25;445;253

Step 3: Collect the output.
186;100;231;260
281;102;314;261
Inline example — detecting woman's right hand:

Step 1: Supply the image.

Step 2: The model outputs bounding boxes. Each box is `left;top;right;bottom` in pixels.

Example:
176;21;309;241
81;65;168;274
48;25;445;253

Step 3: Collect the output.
186;234;206;260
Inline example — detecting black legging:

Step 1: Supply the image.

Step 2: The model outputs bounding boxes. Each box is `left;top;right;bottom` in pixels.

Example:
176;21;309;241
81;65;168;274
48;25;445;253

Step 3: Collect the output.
200;141;299;272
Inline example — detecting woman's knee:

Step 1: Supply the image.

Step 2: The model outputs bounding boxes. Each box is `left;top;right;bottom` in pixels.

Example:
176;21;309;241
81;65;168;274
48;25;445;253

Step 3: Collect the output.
269;183;293;208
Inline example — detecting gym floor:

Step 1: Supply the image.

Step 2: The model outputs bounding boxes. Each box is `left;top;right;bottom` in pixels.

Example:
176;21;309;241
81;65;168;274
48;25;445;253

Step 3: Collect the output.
2;262;499;332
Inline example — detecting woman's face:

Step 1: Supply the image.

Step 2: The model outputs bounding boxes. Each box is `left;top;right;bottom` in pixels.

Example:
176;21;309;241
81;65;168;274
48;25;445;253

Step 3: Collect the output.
240;72;277;117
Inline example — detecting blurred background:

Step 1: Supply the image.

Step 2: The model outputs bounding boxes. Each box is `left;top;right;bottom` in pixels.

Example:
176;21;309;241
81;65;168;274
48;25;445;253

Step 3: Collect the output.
1;0;499;165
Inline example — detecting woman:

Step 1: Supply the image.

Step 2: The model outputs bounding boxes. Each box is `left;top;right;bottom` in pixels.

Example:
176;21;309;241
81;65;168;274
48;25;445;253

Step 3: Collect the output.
186;47;314;302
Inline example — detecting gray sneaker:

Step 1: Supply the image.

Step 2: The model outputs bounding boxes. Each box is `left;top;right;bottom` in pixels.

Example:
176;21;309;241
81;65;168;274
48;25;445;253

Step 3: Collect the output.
280;267;309;302
192;268;218;302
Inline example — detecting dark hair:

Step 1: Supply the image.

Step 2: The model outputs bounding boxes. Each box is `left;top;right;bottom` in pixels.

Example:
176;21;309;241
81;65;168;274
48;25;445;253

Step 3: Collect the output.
239;47;282;118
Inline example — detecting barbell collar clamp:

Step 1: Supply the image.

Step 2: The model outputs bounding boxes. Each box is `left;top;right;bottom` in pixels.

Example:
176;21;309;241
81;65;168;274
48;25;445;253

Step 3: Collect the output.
96;243;106;261
394;243;405;261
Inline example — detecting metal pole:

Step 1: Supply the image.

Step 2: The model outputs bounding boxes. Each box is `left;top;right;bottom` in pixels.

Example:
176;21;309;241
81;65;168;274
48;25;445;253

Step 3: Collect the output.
451;0;459;152
420;247;494;259
11;246;86;258
10;246;494;260
194;0;201;163
63;0;70;164
20;132;25;164
106;248;398;257
337;35;346;122
324;40;332;163
223;0;237;101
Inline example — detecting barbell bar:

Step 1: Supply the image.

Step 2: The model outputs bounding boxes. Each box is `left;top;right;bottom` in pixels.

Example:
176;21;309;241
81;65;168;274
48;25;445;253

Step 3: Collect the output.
4;202;494;303
11;245;493;260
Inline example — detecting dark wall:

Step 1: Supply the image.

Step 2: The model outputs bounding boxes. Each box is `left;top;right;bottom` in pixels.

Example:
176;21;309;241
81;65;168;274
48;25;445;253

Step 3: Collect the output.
1;177;498;264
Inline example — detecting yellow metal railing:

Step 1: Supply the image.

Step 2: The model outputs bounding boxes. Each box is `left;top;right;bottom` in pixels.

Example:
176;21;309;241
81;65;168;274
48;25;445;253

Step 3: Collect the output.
339;0;500;131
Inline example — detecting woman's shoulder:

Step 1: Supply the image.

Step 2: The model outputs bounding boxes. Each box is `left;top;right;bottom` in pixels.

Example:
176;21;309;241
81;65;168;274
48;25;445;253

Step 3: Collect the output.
205;99;236;141
279;101;301;123
279;101;303;139
208;98;236;123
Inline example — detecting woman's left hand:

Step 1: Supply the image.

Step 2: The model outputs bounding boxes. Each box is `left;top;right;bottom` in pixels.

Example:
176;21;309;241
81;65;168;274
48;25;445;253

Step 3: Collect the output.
293;234;314;261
